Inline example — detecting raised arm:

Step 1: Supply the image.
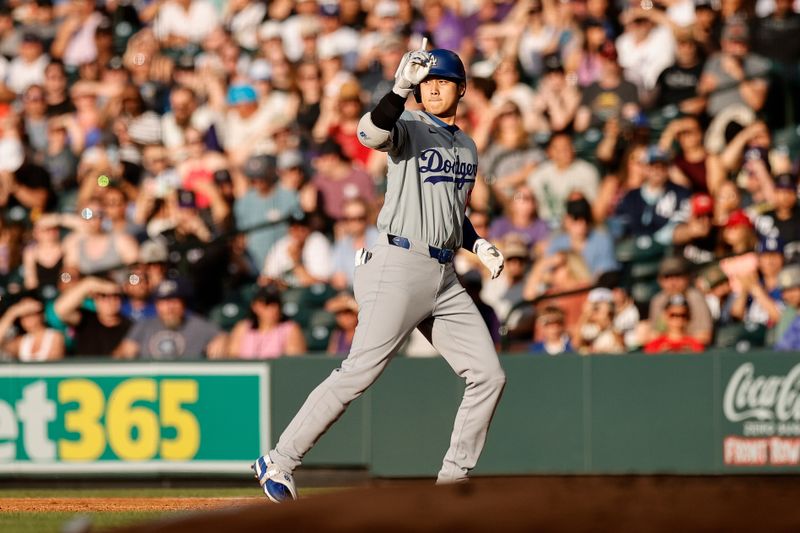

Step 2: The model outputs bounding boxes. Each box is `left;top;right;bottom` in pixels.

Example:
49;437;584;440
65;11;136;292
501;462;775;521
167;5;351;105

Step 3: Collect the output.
357;49;433;152
53;277;119;325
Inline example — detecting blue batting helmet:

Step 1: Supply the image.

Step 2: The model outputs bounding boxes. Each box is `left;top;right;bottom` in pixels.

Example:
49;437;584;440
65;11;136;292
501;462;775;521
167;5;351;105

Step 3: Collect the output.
414;48;467;103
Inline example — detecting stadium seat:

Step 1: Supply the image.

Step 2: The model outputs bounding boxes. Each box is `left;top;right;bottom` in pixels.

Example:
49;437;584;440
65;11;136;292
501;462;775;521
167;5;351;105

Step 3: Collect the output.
303;309;337;352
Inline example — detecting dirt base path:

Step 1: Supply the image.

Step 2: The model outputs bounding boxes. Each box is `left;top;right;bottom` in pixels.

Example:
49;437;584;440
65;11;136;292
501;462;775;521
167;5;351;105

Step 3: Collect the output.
0;497;261;513
110;476;800;532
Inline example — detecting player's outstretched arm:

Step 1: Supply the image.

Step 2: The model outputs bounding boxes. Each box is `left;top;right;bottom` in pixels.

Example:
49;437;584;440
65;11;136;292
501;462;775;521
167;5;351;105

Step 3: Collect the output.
357;49;432;152
463;216;504;280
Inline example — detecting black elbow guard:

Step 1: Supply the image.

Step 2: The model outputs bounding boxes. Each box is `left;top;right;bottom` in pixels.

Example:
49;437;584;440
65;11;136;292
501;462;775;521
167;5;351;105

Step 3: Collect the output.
371;91;407;131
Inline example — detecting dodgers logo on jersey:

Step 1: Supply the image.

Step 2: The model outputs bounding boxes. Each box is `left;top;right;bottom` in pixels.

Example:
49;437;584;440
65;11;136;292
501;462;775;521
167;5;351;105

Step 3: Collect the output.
419;148;477;190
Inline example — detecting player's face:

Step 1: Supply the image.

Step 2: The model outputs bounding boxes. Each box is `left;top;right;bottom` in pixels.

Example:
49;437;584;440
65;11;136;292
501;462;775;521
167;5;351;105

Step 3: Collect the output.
419;77;462;119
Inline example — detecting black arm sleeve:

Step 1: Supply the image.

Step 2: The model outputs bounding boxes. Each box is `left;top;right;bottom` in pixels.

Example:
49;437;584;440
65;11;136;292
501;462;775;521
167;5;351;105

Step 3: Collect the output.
462;215;481;252
370;91;407;131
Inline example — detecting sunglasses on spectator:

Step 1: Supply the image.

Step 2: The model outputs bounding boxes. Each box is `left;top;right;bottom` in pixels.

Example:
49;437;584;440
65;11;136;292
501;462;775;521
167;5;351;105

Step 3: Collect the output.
94;292;122;299
667;312;688;319
342;214;367;222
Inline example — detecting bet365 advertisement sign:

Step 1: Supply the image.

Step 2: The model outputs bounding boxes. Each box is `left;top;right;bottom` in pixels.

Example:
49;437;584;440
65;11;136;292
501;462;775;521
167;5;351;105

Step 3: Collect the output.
0;363;269;474
722;359;800;469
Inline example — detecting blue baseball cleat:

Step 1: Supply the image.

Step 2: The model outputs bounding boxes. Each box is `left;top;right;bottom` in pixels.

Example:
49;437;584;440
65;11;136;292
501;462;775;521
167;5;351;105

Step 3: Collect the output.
252;454;298;503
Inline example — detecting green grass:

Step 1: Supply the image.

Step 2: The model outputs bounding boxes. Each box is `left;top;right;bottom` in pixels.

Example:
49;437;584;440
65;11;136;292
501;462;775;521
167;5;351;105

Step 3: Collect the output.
0;511;166;533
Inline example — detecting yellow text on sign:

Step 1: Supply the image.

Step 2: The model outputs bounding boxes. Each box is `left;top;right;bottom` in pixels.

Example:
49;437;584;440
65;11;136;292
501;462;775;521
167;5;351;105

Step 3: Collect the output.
57;378;200;462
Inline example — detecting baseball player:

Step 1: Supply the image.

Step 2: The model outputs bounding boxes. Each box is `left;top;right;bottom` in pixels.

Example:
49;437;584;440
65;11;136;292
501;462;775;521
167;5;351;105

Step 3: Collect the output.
253;45;507;502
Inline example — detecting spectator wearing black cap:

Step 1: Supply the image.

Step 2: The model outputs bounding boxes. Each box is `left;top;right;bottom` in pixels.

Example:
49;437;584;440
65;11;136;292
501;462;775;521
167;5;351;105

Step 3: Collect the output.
530;54;581;133
311;139;375;222
565;18;612;89
692;0;720;56
545;196;618;278
644;294;705;353
114;278;226;360
754;173;800;260
227;284;306;359
262;212;333;288
698;18;770;117
613;146;691;246
649;256;713;345
233;153;302;273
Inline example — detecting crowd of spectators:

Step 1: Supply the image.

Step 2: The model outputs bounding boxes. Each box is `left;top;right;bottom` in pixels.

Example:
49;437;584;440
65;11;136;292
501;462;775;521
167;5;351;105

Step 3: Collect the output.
1;0;800;361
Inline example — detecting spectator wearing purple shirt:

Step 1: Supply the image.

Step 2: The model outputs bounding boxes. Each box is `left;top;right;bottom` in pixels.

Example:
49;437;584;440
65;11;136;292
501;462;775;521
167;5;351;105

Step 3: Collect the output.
488;184;550;254
416;0;467;52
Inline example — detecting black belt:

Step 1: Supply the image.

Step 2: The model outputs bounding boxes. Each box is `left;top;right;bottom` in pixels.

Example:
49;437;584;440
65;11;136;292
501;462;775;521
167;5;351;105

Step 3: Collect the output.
387;234;455;264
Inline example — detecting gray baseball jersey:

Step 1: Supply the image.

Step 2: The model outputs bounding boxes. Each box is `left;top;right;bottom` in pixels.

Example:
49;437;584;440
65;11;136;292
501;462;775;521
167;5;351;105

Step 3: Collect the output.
374;110;478;250
266;100;505;486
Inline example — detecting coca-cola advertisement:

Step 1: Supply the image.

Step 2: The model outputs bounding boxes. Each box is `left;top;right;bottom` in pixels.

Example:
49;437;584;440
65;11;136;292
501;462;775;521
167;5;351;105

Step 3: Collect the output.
723;360;800;468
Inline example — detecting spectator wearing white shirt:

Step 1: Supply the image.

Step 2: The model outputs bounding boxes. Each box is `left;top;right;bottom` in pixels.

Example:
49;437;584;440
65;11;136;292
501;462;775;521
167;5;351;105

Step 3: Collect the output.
527;133;600;228
7;34;48;95
224;0;267;51
153;0;220;48
280;0;322;62
317;3;361;72
161;86;217;150
51;0;103;68
616;7;676;92
262;214;333;288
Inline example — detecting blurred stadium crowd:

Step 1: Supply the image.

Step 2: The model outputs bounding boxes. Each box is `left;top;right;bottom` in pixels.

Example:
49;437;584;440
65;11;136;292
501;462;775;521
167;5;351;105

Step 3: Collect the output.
0;0;799;361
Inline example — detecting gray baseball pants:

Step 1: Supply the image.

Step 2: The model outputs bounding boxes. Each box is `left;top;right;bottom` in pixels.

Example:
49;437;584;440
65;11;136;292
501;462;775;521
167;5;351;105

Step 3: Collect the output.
268;234;506;483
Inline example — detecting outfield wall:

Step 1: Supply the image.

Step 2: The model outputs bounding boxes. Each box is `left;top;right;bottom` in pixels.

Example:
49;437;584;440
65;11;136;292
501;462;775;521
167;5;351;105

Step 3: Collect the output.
1;352;799;477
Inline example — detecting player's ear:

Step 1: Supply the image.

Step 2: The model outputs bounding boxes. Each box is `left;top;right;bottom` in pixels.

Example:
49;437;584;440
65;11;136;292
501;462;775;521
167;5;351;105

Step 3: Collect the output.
458;83;466;98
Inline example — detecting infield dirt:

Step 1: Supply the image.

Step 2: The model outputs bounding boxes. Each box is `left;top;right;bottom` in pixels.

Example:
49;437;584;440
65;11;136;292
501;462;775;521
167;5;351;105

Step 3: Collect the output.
103;475;800;532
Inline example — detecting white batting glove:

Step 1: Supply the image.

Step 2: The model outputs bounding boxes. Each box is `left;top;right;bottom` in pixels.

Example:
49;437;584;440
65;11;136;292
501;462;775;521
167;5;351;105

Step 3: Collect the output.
473;238;504;280
393;51;432;98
